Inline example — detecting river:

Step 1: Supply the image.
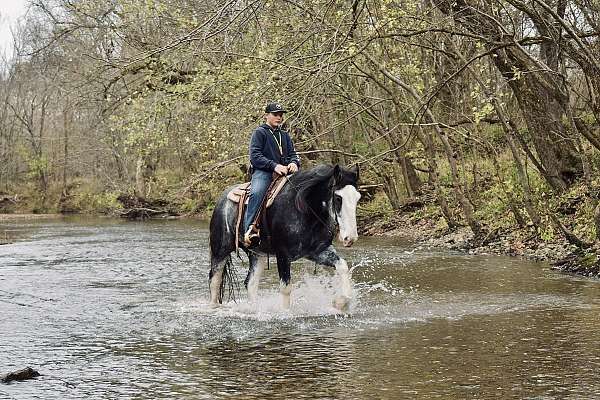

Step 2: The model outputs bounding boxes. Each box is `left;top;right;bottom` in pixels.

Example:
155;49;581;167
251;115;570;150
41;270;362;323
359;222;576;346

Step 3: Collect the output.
1;217;599;399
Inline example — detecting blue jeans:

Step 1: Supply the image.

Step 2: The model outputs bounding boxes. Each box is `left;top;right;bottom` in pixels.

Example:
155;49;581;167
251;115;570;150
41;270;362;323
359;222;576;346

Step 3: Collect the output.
244;169;273;232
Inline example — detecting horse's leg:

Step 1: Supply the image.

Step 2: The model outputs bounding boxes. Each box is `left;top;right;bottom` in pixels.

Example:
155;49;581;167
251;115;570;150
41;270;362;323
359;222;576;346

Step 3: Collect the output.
309;246;352;310
276;254;292;309
244;253;266;303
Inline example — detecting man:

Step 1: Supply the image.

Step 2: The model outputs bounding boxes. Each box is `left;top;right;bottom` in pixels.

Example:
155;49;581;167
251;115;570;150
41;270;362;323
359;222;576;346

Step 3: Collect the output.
243;102;300;246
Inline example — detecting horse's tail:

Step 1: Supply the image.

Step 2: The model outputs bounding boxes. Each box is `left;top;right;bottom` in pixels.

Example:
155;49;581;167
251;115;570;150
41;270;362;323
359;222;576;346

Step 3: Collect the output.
209;252;240;303
208;191;241;303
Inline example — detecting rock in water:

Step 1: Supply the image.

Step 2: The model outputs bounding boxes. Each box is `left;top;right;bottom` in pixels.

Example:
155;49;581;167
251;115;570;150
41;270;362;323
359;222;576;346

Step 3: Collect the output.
1;367;40;383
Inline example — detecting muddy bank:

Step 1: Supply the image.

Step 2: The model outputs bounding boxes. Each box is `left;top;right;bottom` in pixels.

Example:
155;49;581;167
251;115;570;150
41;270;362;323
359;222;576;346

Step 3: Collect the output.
359;212;600;278
0;214;64;221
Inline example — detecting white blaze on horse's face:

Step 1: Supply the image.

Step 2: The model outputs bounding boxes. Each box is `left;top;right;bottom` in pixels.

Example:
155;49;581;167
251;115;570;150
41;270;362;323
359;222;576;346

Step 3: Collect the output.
335;185;361;247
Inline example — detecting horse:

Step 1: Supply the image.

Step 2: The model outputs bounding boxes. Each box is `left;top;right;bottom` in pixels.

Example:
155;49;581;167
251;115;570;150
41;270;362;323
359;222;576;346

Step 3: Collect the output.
208;164;361;310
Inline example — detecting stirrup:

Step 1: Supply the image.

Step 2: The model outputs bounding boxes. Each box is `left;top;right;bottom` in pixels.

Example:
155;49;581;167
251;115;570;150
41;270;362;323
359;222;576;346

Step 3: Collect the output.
243;226;260;247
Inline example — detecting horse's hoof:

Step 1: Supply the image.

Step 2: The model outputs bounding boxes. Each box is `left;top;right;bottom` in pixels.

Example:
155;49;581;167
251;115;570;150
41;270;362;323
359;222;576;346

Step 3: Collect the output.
333;295;351;312
208;302;221;309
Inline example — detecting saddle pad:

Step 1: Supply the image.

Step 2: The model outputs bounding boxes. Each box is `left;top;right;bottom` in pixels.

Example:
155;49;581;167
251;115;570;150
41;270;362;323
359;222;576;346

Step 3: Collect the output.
226;175;290;208
226;182;251;203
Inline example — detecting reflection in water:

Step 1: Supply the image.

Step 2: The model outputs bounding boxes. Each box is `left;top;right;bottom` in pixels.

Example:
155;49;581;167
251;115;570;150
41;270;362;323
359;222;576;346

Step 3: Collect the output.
193;335;356;399
1;217;600;399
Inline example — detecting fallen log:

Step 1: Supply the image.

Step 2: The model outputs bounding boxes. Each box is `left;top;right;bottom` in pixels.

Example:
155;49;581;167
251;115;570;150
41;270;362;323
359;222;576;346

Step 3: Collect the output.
358;184;382;201
120;207;169;219
0;195;17;213
1;367;40;383
116;194;179;220
398;199;425;212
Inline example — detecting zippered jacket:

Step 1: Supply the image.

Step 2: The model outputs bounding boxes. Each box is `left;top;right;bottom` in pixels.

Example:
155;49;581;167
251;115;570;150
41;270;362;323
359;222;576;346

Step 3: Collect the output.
249;124;301;172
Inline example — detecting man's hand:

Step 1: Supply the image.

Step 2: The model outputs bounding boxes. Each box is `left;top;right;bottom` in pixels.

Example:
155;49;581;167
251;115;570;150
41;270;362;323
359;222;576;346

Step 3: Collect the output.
287;163;298;174
274;164;288;175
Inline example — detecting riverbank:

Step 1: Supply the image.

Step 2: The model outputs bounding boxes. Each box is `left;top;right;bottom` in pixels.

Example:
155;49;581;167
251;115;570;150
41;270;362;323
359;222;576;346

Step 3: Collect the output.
2;194;598;278
358;209;600;278
0;213;64;221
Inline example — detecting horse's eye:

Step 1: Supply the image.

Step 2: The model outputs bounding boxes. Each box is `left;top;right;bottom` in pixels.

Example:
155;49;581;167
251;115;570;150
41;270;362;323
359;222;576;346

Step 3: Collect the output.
334;194;342;212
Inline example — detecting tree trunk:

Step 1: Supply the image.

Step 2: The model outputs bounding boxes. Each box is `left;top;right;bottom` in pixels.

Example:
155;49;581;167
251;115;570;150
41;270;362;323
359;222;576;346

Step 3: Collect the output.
490;146;526;228
379;168;403;210
435;123;483;236
502;112;542;229
135;156;148;199
37;98;48;202
62;104;69;196
400;155;422;197
594;202;600;242
418;130;458;230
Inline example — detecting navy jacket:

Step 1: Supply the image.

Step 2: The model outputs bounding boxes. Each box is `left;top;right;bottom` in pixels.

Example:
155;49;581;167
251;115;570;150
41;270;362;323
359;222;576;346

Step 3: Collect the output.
249;124;300;172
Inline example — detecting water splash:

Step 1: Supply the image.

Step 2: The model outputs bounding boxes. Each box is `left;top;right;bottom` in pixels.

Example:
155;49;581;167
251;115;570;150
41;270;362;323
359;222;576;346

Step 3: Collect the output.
181;272;354;320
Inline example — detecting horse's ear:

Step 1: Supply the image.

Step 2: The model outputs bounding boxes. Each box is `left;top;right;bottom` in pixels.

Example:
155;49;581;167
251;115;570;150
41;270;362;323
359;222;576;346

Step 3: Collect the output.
350;164;359;182
333;164;342;185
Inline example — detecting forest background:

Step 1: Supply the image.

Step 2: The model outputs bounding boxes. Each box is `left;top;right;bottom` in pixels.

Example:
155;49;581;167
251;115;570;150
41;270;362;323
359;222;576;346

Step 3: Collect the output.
1;0;600;267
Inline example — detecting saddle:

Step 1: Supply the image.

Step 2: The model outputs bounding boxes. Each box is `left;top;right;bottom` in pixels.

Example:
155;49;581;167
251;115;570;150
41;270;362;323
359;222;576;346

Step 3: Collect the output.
227;173;290;248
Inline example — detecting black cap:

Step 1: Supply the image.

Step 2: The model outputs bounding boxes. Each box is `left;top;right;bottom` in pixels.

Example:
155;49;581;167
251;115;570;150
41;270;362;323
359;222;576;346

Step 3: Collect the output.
265;102;287;113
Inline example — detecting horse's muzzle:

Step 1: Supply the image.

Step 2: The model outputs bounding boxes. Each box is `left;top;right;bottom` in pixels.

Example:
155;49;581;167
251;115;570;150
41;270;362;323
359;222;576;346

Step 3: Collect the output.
341;236;357;247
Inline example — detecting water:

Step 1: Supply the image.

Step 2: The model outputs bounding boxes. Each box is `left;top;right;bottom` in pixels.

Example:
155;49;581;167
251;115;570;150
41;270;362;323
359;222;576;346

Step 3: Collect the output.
1;217;600;399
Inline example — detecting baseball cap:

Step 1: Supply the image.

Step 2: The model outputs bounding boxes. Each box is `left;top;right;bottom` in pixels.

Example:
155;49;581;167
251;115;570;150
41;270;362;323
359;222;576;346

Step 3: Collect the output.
265;102;287;113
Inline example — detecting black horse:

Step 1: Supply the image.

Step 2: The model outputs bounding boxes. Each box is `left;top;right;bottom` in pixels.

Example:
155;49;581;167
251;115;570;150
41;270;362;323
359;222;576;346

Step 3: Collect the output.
208;164;360;310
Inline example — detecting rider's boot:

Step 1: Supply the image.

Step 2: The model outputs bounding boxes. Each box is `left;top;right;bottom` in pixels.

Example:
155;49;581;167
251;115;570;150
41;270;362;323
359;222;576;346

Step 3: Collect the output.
243;224;260;247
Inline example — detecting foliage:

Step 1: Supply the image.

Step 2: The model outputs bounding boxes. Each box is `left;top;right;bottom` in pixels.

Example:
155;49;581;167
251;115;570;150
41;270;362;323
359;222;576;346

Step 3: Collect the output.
357;192;394;219
0;0;599;253
59;180;123;214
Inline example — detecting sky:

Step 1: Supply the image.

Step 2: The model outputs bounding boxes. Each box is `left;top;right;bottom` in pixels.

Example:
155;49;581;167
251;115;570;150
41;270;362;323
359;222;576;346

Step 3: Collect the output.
0;0;28;58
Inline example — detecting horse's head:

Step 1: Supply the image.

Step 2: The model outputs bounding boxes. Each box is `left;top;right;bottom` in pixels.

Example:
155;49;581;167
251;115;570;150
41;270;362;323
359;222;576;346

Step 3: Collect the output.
333;164;361;247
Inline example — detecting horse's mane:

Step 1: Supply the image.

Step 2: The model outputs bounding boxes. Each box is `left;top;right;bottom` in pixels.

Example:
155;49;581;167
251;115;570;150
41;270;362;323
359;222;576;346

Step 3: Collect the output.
291;164;335;214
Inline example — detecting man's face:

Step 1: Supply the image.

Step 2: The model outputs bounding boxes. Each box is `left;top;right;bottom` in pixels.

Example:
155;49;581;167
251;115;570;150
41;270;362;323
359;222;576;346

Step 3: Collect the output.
266;112;284;127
